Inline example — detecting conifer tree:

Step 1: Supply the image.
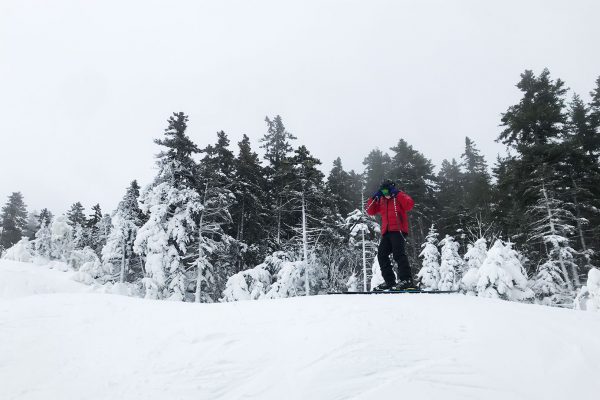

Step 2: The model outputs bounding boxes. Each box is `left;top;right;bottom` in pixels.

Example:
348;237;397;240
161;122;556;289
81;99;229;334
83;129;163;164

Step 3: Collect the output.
231;135;269;266
0;192;28;251
417;225;440;290
476;240;533;301
260;115;296;245
460;238;487;294
38;208;53;226
461;137;492;220
102;181;143;283
67;202;86;228
134;112;203;301
363;148;391;195
326;157;357;218
436;159;465;238
438;235;463;290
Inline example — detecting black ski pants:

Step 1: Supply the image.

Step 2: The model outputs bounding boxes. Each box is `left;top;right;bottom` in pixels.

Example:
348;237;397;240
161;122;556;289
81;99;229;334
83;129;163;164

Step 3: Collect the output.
378;231;411;285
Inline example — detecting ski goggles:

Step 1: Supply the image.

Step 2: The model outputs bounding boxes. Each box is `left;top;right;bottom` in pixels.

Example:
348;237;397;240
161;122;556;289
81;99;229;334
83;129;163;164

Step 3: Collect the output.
380;188;390;196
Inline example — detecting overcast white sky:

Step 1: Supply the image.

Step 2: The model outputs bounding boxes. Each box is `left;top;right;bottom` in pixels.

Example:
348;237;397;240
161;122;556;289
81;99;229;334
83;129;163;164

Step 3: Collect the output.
1;0;599;215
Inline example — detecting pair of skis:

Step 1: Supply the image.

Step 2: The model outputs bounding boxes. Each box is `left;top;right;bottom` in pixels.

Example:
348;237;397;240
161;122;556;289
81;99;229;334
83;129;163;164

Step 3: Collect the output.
328;289;457;295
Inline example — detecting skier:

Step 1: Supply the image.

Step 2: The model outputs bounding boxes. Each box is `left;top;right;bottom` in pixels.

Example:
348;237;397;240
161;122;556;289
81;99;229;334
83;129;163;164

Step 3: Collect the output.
366;179;415;291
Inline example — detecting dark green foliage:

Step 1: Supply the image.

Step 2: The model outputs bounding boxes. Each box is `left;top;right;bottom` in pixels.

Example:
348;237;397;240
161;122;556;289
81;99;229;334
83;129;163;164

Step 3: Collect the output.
362;149;391;195
38;208;53;226
0;192;28;250
436;158;466;238
155;112;199;189
231;135;270;267
67;202;86;227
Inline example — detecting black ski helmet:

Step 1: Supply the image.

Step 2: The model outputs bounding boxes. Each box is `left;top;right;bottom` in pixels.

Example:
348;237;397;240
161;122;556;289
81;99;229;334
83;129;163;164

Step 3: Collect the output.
380;179;396;191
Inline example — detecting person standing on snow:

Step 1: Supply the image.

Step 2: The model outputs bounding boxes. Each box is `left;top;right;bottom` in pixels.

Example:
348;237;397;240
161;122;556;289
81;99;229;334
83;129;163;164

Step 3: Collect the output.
366;179;415;291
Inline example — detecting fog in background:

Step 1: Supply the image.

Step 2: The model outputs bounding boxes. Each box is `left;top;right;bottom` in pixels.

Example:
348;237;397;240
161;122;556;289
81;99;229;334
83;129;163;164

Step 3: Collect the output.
1;0;599;214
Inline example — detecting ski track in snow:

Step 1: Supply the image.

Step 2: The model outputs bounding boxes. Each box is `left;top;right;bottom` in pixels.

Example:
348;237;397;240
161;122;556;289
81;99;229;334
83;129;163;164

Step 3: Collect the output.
1;260;600;400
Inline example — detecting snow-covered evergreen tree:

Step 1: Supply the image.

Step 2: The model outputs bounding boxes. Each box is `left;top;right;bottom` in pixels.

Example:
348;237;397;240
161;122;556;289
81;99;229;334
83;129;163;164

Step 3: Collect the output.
528;186;579;291
102;181;143;283
438;235;463;291
461;238;487;294
34;221;52;259
344;207;379;291
417;225;440;291
50;215;73;261
346;272;358;292
532;259;568;305
477;240;533;301
134;112;203;301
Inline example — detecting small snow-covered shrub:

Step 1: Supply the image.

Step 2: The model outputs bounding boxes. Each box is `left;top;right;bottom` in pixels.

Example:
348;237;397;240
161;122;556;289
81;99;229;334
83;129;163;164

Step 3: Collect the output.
477;240;533;301
417;225;440;291
2;237;34;262
438;235;463;291
264;260;306;299
221;265;272;301
575;268;600;311
460;238;487;295
346;273;358;292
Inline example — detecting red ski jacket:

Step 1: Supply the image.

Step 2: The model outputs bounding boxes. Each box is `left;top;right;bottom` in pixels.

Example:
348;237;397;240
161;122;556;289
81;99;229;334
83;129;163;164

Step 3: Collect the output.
366;192;414;235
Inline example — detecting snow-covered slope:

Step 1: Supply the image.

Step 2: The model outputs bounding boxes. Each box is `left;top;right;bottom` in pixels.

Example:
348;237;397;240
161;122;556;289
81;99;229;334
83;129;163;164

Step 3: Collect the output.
0;259;89;299
1;260;599;400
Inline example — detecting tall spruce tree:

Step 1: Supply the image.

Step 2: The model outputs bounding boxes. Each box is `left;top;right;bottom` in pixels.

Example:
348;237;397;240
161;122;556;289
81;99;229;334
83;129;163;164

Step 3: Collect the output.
362;148;391;195
327;157;354;218
102;180;143;283
496;68;570;261
134;112;204;301
461;137;492;215
231;135;269;267
260;115;297;245
0;192;28;251
67;202;86;228
436;158;466;240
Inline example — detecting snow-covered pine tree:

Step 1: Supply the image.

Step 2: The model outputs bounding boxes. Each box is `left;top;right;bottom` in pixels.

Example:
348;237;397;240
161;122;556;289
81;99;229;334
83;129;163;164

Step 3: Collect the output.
476;240;533;301
195;131;240;302
23;210;41;240
0;192;28;252
532;258;568;306
102;180;143;283
438;235;463;291
344;207;379;291
38;208;53;226
260;115;297;246
231;134;269;267
460;238;487;294
134;112;203;301
34;221;52;260
50;215;74;261
528;185;579;291
417;225;440;291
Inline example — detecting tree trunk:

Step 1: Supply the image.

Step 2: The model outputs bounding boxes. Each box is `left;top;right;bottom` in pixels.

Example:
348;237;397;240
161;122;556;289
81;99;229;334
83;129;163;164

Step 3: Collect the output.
119;239;127;283
302;193;309;296
195;182;209;303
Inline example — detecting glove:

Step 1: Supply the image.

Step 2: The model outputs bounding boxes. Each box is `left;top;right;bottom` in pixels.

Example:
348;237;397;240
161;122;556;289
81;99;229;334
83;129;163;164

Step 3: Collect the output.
371;190;383;201
390;187;400;196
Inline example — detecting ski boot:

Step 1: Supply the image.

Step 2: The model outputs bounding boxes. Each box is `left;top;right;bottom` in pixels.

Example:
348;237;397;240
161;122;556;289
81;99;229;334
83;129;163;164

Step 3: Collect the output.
373;282;395;292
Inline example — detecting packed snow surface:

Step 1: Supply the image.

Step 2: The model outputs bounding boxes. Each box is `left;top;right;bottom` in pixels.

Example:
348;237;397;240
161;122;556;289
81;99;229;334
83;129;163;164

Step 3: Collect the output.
1;260;600;400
